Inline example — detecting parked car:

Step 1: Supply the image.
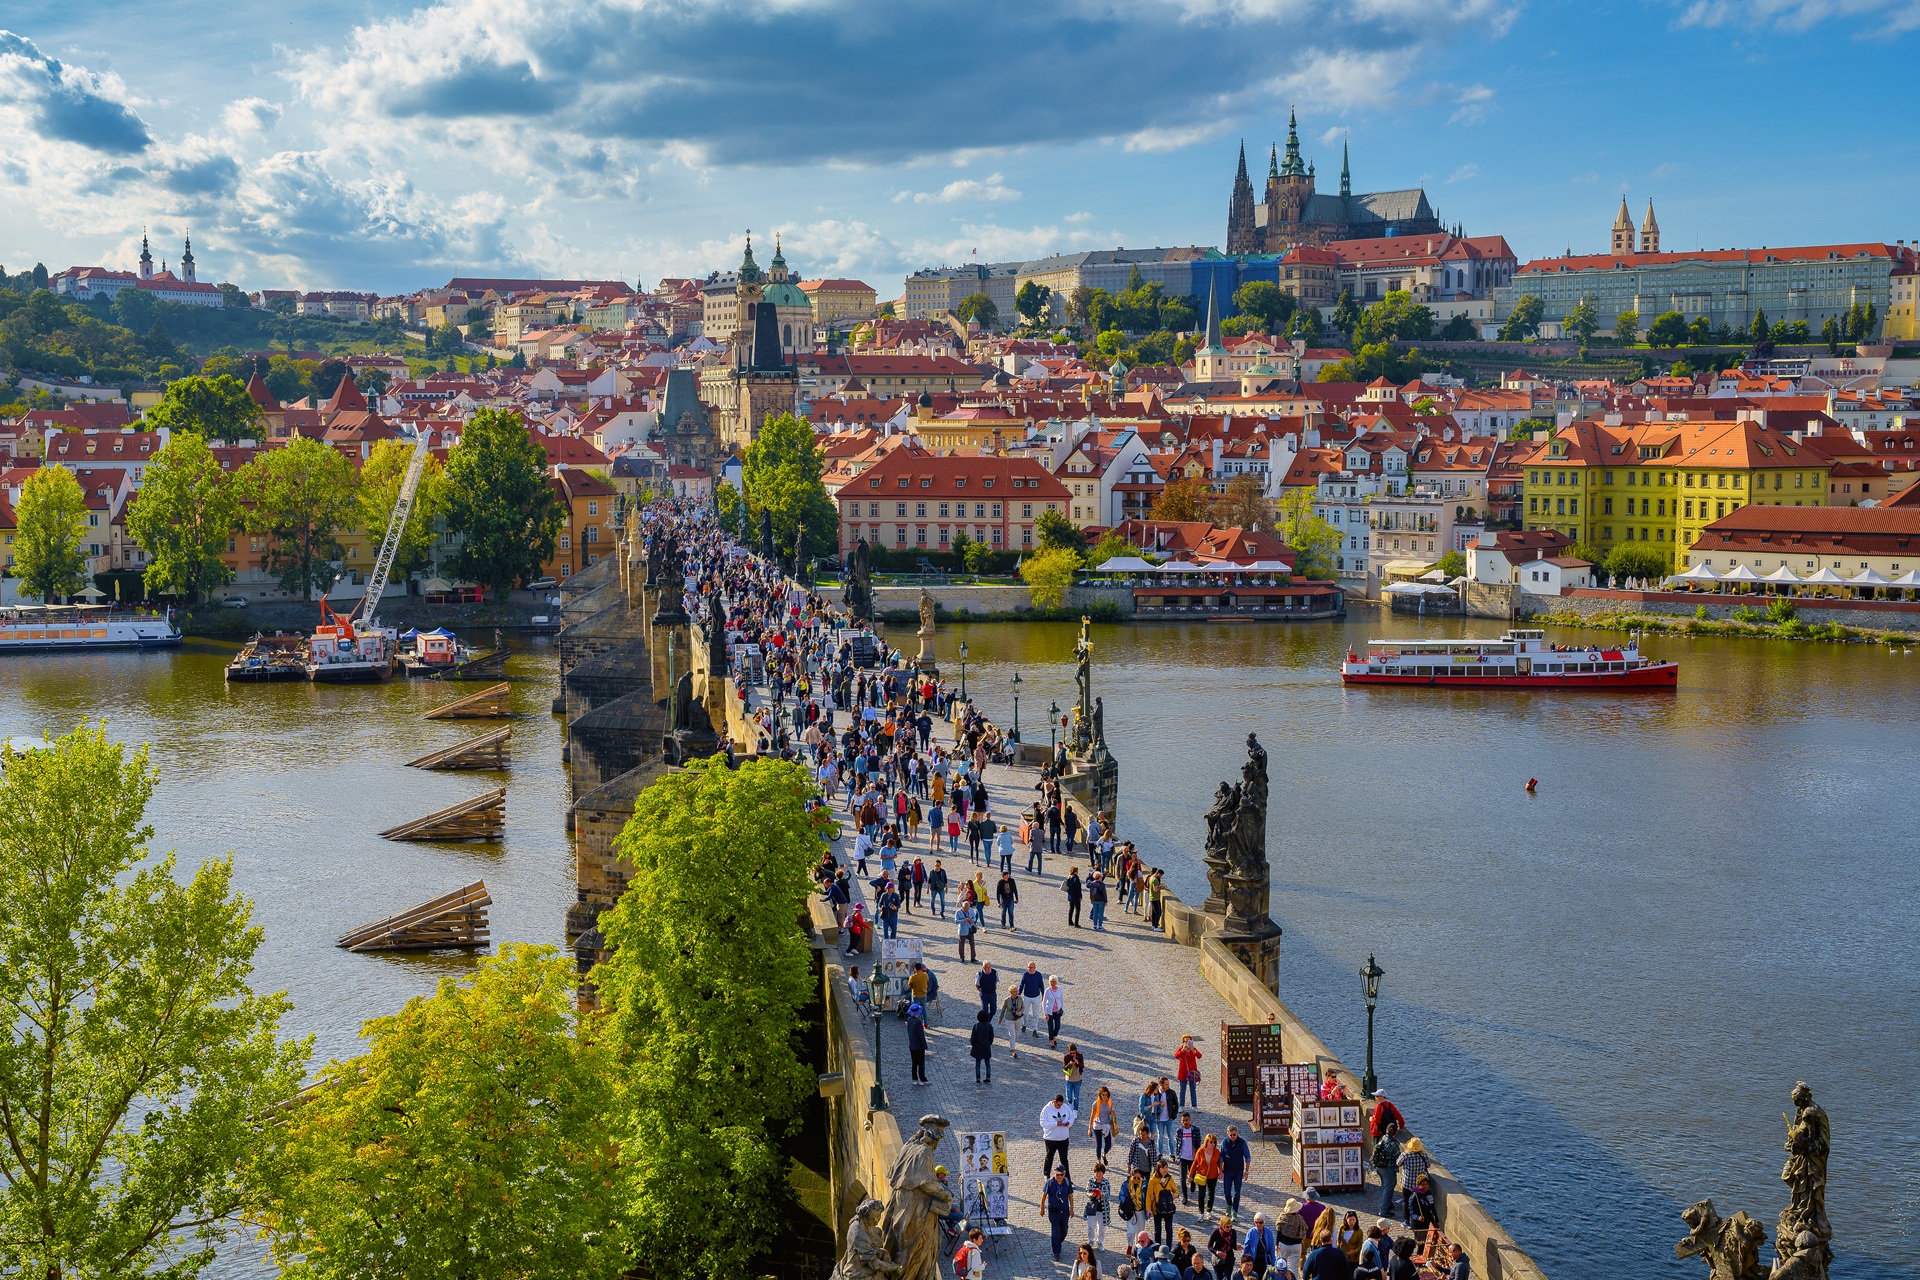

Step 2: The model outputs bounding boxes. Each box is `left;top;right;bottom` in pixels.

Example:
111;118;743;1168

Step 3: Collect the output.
221;597;249;608
526;577;558;590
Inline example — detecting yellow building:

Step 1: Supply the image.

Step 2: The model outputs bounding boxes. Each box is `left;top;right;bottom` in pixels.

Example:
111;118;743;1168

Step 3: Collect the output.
1889;259;1920;341
800;278;878;325
1522;418;1831;569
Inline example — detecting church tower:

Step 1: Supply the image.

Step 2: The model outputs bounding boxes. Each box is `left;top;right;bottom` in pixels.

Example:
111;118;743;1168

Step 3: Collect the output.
1611;198;1635;256
1227;141;1258;254
1262;107;1315;251
180;231;196;284
1639;200;1660;254
1340;136;1351;199
139;230;153;281
731;234;765;371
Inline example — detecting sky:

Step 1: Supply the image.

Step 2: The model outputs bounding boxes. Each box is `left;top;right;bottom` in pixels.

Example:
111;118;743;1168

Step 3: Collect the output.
3;0;1919;300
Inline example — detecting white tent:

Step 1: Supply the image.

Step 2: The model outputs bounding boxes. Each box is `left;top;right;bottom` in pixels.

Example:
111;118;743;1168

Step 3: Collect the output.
1850;567;1893;587
1244;560;1295;573
1887;570;1920;588
1720;564;1764;583
1671;564;1721;583
1761;565;1803;585
74;585;106;600
1801;567;1851;585
1095;556;1158;574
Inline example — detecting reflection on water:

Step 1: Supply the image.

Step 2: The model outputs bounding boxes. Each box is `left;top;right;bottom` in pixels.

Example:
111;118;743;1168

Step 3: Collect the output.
941;612;1920;1279
0;636;572;1277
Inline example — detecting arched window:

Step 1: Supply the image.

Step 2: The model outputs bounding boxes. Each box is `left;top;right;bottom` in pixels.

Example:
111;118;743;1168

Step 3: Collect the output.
783;324;792;347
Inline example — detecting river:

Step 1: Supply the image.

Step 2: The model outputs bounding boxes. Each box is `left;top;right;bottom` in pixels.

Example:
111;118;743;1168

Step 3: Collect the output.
0;617;1912;1278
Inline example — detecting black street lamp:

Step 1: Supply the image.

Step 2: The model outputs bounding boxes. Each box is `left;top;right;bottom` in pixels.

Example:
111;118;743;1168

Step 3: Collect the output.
959;640;969;702
1010;671;1022;741
870;967;891;1112
1048;700;1061;760
1360;953;1385;1099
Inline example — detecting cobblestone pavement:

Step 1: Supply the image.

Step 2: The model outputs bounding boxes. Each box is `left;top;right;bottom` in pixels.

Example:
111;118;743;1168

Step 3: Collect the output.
837;748;1394;1277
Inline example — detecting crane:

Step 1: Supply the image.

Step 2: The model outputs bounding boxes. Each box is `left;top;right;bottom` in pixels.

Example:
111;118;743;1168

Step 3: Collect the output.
356;433;432;632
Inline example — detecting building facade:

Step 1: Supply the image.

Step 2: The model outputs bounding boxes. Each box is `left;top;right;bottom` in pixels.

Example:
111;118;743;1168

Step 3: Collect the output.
836;452;1070;556
1226;113;1443;255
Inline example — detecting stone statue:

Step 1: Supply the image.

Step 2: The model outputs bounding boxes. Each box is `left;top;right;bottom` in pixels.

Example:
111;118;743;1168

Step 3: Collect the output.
1201;780;1237;914
915;588;938;671
832;1197;902;1280
1091;695;1105;748
651;529;689;626
1206;732;1280;985
918;589;936;635
1771;1082;1831;1280
1676;1199;1767;1280
1070;618;1093;755
881;1114;953;1280
848;537;875;623
707;593;728;675
795;519;810;584
642;528;663;590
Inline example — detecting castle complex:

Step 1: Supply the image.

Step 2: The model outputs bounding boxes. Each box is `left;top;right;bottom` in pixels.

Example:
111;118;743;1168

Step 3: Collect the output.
1226;110;1444;255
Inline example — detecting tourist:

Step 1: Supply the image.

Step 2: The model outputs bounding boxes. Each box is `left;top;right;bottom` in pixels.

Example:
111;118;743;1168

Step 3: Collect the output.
1207;1215;1237;1280
1041;1092;1078;1179
1025;813;1045;874
908;961;930;1006
1063;1042;1086;1111
1046;1165;1077;1261
930;859;949;918
842;903;867;956
996;870;1020;930
1089;1084;1118;1161
995;822;1016;873
970;1009;996;1084
1074;1241;1103;1280
1048;799;1064;853
1146;868;1166;930
1137;1081;1165;1153
1064;866;1084;927
906;1001;930;1085
1088;870;1109;930
1018;962;1046;1037
1385;1237;1418;1280
1086;810;1104;857
1442;1242;1468;1280
1155;1076;1178;1153
1274;1198;1306;1275
1126;1120;1158;1183
1174;1112;1200;1204
1395;1138;1431;1221
1370;1126;1402;1218
1147;1157;1180;1247
910;855;926;907
1297;1188;1327;1242
1219;1125;1251;1220
957;897;979;961
1242;1213;1277;1279
1043;976;1067;1048
848;965;869;1009
1141;1243;1183;1280
1175;1034;1204;1111
1302;1219;1351;1280
997;986;1024;1059
1171;1226;1201;1279
1335;1212;1364;1267
1406;1176;1438;1234
975;961;998;1014
946;810;961;853
1084;1161;1113;1253
877;880;902;940
956;1227;988;1278
1064;803;1081;852
1120;1171;1149;1243
1354;1224;1393;1280
1190;1131;1222;1217
1369;1093;1405;1138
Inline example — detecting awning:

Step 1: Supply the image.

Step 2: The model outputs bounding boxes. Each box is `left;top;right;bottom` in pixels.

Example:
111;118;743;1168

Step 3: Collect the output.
74;585;106;600
427;627;458;638
1671;564;1721;582
1802;567;1851;584
1383;581;1457;596
1887;570;1920;588
1095;556;1159;574
1761;565;1803;584
1720;564;1764;583
399;628;420;640
421;576;454;593
1850;567;1893;586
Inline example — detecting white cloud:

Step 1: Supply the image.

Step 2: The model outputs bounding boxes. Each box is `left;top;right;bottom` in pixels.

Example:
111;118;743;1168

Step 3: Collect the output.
1064;211;1094;223
893;173;1022;204
1675;0;1920;31
1445;163;1479;184
1448;84;1496;125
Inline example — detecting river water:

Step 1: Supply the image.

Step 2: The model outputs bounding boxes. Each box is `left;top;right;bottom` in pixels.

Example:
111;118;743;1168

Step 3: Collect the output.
0;618;1913;1278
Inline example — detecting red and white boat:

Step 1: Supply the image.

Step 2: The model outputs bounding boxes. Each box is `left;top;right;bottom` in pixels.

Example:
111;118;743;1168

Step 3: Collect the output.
1340;628;1678;689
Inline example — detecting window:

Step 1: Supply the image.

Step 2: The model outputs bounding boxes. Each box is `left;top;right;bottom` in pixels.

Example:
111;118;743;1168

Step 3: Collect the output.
992;504;1002;517
896;527;907;544
1604;470;1614;485
586;527;598;544
1685;501;1693;518
1716;501;1726;518
916;503;926;517
868;502;878;516
1555;498;1565;515
916;527;927;544
1603;527;1613;540
1021;503;1033;518
560;534;571;550
975;503;986;518
588;500;599;516
1570;499;1578;515
938;527;949;543
939;503;949;517
896;503;907;517
1022;528;1033;546
1604;497;1613;514
991;528;1002;545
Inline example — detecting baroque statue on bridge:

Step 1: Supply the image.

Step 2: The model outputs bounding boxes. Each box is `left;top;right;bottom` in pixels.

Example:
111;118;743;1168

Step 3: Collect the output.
1676;1198;1767;1280
1771;1082;1831;1280
847;537;874;623
880;1114;952;1280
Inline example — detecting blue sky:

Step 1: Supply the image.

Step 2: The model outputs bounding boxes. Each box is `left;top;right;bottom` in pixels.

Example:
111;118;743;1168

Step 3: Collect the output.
2;0;1917;299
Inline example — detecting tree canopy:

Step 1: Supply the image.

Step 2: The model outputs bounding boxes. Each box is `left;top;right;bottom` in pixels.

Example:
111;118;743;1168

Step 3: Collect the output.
1014;281;1052;327
1271;487;1340;578
1035;507;1084;552
236;436;360;598
11;464;91;600
358;438;450;580
1497;295;1544;342
125;432;239;603
1601;541;1672;581
954;294;998;330
1019;546;1082;608
1150;475;1213;522
1563;296;1600;350
1353;290;1434;344
1233;281;1296;333
0;725;308;1279
140;374;262;443
741;412;837;562
1317;340;1426;384
593;758;825;1279
445;408;565;600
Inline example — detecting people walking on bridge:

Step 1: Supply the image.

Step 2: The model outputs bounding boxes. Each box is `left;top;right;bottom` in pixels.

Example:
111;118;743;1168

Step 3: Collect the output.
1147;1158;1180;1247
997;986;1024;1059
929;859;949;918
1044;1165;1077;1262
1220;1125;1251;1221
1126;1120;1157;1184
1064;865;1084;927
1370;1127;1401;1218
956;895;978;960
1063;1042;1086;1111
1088;1083;1116;1161
1395;1138;1430;1222
1042;976;1066;1048
906;1001;930;1085
1084;1161;1112;1255
1088;870;1108;930
1018;962;1045;1036
975;960;997;1013
1175;1034;1204;1111
1208;1214;1238;1280
995;870;1019;930
1041;1092;1077;1180
995;821;1015;874
1174;1112;1200;1204
969;1008;996;1084
1242;1213;1277;1279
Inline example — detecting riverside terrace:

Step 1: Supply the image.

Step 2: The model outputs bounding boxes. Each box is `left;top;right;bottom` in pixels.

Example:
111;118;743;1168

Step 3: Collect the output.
721;645;1546;1279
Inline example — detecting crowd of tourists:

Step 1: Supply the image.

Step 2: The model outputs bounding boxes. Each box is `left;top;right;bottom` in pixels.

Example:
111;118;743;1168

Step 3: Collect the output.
656;509;1466;1280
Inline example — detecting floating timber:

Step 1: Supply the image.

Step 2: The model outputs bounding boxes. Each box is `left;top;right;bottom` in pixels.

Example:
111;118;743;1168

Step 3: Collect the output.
378;787;506;842
423;681;510;719
435;646;510;681
336;880;491;952
405;727;510;771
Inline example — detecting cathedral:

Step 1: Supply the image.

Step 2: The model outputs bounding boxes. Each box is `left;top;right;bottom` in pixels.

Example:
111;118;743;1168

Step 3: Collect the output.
1226;111;1443;254
697;234;797;450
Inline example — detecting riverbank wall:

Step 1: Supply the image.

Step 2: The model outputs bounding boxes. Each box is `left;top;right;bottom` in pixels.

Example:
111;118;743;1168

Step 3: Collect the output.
1525;587;1920;634
815;582;1136;619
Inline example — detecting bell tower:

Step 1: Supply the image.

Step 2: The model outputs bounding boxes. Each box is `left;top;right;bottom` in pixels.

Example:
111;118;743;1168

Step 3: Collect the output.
1639;200;1660;254
1611;198;1635;256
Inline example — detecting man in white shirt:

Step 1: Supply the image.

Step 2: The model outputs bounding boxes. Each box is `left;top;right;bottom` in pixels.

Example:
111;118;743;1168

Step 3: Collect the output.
1039;1092;1078;1181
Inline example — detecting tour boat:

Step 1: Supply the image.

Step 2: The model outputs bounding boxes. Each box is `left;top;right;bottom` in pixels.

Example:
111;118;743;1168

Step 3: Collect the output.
0;605;181;652
1340;628;1678;689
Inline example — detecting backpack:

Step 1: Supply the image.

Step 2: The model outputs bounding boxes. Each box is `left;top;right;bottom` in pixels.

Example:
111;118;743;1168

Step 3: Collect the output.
952;1244;973;1276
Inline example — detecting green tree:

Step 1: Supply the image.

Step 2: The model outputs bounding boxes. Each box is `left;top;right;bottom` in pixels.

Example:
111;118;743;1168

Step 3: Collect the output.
1084;529;1130;568
1602;540;1672;582
358;438;450;579
142;374;262;442
1289;306;1325;343
1219;315;1262;339
1035;507;1084;552
1015;280;1052;327
741;412;837;562
433;320;464;350
1434;549;1466;579
593;758;824;1279
1232;281;1296;333
354;366;391;397
1563;296;1600;351
1615;309;1640;345
125;432;238;603
1270;486;1339;578
236;436;359;597
1438;313;1478;342
0;725;308;1279
1019;546;1082;608
1647;311;1690;348
1331;288;1361;335
1822;315;1842;355
446;408;565;600
954;293;998;330
1150;475;1214;522
1210;472;1272;530
1354;290;1434;344
963;539;995;574
1497;295;1545;342
1749;309;1770;344
1317;340;1426;384
256;945;620;1280
1688;317;1711;345
11;465;90;600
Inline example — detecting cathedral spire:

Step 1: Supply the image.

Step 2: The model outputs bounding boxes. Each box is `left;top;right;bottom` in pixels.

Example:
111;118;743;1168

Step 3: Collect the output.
1268;143;1278;179
1236;140;1249;183
1203;274;1223;351
1279;106;1307;178
1340;136;1351;198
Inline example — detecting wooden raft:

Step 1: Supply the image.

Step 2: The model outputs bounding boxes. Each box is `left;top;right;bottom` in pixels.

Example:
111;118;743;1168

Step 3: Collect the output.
336;881;491;952
378;787;506;842
405;727;510;771
435;647;509;681
423;681;509;719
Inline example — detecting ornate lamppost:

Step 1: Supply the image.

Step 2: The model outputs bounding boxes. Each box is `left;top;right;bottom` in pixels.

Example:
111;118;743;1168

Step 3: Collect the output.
1010;671;1022;741
1048;700;1061;760
1360;953;1385;1098
870;967;891;1112
959;640;969;702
